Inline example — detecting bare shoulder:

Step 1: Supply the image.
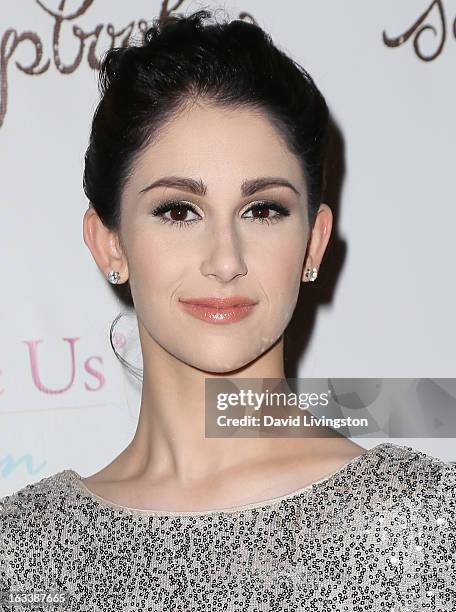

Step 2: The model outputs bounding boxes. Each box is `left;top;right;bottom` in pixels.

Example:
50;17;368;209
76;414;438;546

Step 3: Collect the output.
331;438;369;461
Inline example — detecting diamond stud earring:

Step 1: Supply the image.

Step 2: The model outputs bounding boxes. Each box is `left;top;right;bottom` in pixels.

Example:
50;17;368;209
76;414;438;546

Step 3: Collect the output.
107;270;120;284
304;267;318;282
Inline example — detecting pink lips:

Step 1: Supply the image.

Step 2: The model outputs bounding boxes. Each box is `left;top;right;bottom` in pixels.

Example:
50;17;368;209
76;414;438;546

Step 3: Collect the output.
178;296;258;324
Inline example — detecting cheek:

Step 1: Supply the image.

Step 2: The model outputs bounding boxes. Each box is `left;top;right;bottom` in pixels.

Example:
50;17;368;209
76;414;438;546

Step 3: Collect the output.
126;232;184;306
254;233;305;333
127;222;306;311
255;233;305;296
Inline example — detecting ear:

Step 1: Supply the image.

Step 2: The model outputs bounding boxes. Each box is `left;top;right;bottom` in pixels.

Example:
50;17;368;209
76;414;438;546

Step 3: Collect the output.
82;206;129;284
302;203;333;282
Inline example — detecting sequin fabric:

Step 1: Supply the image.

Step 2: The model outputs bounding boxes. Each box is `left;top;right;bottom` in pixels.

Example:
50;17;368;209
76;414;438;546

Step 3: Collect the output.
0;442;454;611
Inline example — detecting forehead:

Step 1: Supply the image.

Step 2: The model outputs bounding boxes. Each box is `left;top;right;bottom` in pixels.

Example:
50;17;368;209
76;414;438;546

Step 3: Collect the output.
128;101;306;192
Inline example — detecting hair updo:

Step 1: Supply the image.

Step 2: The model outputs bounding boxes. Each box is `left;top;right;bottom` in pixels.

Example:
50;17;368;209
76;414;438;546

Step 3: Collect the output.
82;7;329;376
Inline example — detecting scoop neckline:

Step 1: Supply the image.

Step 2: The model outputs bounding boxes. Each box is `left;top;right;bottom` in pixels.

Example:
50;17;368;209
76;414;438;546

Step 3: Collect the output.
64;442;391;518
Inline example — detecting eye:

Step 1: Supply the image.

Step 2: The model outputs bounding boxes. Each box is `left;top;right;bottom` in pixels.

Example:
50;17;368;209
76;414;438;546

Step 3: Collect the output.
150;200;201;228
150;199;291;228
242;201;291;225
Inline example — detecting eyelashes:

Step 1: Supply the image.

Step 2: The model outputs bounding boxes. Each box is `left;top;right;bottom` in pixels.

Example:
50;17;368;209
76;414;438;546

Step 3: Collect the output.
150;199;291;229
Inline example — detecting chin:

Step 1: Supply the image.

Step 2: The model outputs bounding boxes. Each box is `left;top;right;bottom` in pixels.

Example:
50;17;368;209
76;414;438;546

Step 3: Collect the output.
191;345;276;375
169;335;280;374
199;362;250;375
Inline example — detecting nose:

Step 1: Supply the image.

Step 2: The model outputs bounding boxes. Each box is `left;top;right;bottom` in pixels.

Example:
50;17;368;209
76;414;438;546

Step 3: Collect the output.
200;221;248;283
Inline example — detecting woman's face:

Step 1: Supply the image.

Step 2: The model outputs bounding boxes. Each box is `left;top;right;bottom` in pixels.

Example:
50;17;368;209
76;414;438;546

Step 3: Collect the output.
118;101;312;373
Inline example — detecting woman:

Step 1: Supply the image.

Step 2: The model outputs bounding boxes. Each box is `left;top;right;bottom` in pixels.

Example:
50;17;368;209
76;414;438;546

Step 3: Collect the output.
1;9;454;611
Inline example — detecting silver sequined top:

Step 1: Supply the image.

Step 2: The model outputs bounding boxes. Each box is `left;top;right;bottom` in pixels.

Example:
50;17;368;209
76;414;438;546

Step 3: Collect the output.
0;442;455;611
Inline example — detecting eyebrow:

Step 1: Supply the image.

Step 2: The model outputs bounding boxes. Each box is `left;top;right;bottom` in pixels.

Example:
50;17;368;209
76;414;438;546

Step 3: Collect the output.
138;176;301;197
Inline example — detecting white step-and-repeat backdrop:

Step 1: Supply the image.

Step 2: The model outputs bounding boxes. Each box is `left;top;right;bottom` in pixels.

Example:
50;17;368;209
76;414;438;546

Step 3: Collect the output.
1;0;455;496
